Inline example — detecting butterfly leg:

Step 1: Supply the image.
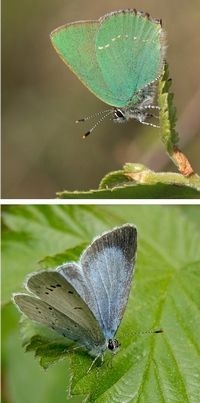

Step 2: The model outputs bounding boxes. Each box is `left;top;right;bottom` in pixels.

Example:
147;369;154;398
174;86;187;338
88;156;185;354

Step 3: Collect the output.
140;121;160;128
143;105;160;110
87;354;102;373
143;105;160;119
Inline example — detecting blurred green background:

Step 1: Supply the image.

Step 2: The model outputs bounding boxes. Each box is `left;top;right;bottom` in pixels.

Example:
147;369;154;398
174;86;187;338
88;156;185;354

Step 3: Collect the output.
2;0;200;198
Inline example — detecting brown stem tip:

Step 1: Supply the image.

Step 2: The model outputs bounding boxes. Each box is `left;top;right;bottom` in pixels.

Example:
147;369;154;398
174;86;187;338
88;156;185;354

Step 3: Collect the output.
172;146;194;177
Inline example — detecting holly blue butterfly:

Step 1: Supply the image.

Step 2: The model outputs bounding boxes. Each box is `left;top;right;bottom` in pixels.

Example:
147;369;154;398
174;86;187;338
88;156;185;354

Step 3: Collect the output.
13;224;137;369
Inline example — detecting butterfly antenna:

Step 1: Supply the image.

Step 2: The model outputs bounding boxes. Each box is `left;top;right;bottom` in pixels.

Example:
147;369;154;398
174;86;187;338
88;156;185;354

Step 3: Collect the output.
76;109;112;123
131;328;164;336
80;110;113;138
121;328;163;339
139;328;163;335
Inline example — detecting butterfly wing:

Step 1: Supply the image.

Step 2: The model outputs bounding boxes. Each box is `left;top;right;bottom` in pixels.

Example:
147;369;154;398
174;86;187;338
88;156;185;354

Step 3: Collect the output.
14;294;95;348
50;19;116;106
96;10;165;107
59;224;137;340
14;270;105;352
50;10;165;108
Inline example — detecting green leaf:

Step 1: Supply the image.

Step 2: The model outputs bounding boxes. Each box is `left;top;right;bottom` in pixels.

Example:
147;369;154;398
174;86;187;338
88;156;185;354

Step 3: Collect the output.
2;205;200;402
2;205;103;304
2;304;74;403
158;62;179;153
179;205;200;230
39;243;88;269
57;184;200;199
19;318;74;369
57;164;200;199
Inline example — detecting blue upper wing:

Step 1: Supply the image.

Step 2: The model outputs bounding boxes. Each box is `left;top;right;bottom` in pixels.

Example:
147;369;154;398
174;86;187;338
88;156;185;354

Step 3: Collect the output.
59;224;137;339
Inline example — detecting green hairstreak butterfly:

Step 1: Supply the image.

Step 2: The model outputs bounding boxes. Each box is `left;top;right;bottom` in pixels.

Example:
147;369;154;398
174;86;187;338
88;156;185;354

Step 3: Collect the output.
50;9;166;136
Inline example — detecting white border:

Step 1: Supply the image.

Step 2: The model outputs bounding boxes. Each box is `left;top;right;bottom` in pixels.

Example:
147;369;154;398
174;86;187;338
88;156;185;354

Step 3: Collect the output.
1;199;199;205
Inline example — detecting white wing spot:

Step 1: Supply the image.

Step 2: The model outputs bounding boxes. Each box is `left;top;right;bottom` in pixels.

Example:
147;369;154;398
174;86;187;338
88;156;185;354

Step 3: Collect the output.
98;33;142;50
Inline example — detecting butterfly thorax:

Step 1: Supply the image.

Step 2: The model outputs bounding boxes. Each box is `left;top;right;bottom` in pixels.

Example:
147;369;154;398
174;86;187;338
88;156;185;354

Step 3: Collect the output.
88;341;108;357
113;82;157;124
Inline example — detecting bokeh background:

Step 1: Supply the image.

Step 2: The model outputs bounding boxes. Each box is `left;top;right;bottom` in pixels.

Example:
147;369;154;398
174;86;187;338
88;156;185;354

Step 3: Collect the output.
2;0;200;198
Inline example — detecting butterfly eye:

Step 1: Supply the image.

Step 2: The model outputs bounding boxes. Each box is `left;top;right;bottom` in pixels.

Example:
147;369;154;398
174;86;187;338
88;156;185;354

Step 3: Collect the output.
107;339;120;351
114;109;126;121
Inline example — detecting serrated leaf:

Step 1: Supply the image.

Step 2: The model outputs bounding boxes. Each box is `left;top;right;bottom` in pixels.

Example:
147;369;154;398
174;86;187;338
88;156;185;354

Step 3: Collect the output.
19;319;75;369
57;164;200;199
2;205;109;304
57;184;200;199
57;166;200;199
158;62;179;152
39;244;88;269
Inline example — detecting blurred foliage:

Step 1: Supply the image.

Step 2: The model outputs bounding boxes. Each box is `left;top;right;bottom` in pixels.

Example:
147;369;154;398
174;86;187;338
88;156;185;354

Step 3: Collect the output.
2;0;200;198
2;205;200;402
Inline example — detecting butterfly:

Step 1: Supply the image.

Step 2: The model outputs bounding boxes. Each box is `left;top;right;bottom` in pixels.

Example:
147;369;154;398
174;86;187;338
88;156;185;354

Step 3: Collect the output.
50;9;166;136
13;224;137;370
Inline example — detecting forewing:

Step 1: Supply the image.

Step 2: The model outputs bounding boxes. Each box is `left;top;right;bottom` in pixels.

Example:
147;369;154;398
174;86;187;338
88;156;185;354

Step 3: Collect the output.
59;224;137;339
96;10;165;106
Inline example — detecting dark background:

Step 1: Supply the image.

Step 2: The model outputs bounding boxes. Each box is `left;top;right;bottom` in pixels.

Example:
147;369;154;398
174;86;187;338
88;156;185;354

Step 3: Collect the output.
2;0;200;198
